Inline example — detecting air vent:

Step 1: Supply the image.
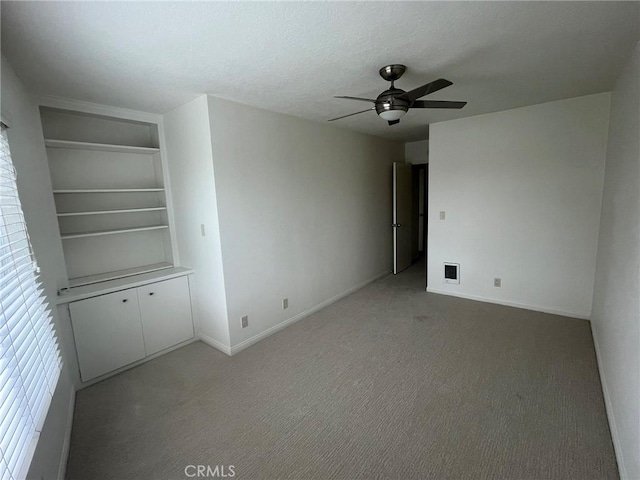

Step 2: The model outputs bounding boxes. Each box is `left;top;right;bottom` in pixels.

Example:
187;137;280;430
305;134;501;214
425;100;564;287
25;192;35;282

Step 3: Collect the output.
444;263;460;284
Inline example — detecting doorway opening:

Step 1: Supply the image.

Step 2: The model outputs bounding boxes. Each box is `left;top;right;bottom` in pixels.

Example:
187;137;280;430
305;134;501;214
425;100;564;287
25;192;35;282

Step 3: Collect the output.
411;164;428;289
392;160;428;290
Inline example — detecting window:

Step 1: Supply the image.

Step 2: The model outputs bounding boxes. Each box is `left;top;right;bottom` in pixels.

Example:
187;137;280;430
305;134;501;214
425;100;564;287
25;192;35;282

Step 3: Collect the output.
0;123;61;480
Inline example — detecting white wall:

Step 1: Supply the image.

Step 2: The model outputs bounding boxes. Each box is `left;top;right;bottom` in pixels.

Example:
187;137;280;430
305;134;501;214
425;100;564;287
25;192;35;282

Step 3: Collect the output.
591;44;640;480
428;93;611;318
163;95;231;351
1;56;76;480
405;140;429;165
207;97;404;350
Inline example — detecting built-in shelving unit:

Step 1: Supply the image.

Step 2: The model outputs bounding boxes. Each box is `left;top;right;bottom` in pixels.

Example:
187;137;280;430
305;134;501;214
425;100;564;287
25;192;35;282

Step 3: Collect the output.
40;106;176;289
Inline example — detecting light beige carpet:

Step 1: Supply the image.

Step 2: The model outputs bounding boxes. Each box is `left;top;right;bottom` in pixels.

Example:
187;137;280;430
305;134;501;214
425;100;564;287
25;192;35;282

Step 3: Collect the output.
65;261;617;480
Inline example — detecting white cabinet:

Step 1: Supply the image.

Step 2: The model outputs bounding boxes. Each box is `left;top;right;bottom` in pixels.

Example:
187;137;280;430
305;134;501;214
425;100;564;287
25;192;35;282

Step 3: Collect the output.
138;276;193;356
69;290;146;382
69;275;193;382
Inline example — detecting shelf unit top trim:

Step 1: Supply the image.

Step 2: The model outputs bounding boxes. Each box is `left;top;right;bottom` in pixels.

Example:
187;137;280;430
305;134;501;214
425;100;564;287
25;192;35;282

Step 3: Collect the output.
37;95;163;125
45;139;160;154
53;188;164;194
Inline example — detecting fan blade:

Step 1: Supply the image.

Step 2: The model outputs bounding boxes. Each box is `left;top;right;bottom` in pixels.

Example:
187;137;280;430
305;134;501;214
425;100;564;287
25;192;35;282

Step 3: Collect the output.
388;120;400;126
334;96;376;103
396;78;453;102
411;100;467;109
328;107;374;122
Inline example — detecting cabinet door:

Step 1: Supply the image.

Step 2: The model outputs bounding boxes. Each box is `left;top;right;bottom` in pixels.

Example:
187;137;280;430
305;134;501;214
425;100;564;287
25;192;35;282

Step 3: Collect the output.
137;276;194;356
69;290;146;382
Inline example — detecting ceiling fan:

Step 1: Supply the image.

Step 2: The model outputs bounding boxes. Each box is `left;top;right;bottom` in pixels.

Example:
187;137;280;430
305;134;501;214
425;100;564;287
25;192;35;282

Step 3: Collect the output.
329;64;467;126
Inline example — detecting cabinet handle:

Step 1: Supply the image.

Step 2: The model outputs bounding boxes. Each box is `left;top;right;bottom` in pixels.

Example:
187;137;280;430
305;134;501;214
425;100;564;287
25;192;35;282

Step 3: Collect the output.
148;292;155;296
122;299;128;303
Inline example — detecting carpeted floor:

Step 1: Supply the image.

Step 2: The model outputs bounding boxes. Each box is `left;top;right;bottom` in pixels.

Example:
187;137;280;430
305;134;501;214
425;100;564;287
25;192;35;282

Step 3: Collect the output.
65;261;618;480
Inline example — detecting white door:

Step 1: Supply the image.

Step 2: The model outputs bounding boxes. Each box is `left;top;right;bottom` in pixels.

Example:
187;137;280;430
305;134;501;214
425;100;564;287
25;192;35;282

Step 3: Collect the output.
137;276;194;356
69;290;146;381
418;168;425;252
393;162;412;274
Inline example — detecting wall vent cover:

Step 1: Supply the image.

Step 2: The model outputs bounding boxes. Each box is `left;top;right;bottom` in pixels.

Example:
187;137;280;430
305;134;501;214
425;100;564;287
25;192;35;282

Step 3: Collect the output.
444;263;460;284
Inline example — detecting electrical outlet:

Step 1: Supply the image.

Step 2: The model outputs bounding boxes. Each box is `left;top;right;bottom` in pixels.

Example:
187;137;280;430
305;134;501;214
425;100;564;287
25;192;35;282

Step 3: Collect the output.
241;315;248;328
200;224;206;236
494;278;501;287
282;298;288;309
439;211;446;220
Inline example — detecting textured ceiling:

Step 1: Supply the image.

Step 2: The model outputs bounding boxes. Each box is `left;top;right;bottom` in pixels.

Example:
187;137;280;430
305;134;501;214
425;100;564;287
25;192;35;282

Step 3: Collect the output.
2;2;638;142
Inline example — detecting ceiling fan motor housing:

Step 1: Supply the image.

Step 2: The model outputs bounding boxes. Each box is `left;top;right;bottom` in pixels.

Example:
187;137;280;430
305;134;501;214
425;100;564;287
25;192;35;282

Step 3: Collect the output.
375;88;410;116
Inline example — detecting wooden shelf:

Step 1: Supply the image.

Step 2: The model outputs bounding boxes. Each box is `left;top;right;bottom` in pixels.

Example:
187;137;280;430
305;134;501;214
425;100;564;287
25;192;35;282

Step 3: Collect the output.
45;139;160;154
61;225;169;240
64;263;177;290
53;188;164;194
57;207;167;217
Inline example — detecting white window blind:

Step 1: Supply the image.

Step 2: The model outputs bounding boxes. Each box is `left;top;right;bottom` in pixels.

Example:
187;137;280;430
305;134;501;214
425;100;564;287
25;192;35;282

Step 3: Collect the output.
0;124;61;480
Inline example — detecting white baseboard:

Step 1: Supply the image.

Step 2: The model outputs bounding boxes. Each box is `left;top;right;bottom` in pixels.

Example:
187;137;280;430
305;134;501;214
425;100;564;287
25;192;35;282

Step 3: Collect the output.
590;322;628;479
199;333;232;356
57;387;76;480
230;270;391;356
426;287;590;320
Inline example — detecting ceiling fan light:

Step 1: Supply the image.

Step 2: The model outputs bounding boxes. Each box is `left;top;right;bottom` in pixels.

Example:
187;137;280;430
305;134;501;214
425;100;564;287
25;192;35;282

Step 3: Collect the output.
378;109;407;121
